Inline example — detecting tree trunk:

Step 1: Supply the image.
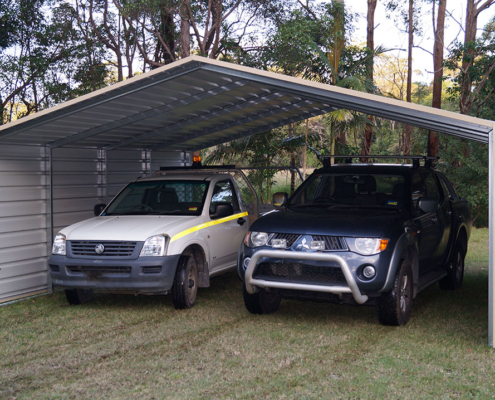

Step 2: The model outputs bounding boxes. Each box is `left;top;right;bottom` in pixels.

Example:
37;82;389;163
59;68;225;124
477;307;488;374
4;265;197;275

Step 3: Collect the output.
180;2;190;58
428;0;447;157
361;0;377;161
460;0;494;114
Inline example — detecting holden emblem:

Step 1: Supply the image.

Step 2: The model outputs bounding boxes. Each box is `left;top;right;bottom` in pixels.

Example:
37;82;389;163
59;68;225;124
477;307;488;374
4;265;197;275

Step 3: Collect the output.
95;244;105;254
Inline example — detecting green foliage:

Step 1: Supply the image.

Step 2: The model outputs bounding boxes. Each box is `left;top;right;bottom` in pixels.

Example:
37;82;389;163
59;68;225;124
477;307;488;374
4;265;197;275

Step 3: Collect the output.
443;17;495;117
437;136;489;226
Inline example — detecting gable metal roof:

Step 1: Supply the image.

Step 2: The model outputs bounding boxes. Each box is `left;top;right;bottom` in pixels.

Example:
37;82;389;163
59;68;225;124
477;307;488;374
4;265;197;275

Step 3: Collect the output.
0;55;492;151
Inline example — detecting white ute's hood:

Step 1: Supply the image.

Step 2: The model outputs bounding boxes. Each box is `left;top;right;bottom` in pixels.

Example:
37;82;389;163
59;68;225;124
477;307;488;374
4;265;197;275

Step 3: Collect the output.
61;215;200;241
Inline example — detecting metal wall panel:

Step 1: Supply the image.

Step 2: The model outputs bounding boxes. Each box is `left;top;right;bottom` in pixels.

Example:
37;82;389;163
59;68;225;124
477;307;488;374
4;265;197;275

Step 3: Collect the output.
106;150;150;198
0;144;48;302
51;147;104;236
151;150;190;171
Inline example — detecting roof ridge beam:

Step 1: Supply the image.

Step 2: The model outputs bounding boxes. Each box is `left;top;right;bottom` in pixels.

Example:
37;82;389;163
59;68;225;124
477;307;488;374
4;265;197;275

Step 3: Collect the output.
151;100;330;151
47;79;249;149
103;90;288;151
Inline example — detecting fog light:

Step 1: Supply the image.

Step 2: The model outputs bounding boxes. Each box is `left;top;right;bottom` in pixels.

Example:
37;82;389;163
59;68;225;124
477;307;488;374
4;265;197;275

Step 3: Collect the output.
243;257;251;270
310;240;325;251
363;265;376;279
272;238;287;248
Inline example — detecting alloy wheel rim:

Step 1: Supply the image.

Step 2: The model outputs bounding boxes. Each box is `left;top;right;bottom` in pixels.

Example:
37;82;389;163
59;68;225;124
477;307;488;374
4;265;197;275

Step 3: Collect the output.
400;274;409;314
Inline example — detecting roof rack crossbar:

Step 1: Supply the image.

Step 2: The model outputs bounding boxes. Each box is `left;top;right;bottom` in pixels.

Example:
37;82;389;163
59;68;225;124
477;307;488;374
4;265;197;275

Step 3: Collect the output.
319;155;439;168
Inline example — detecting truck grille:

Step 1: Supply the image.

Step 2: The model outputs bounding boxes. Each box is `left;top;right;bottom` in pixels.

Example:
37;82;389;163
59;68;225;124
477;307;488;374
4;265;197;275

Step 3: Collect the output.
269;234;347;251
269;233;300;247
67;265;131;275
312;236;348;251
254;262;347;286
70;241;137;257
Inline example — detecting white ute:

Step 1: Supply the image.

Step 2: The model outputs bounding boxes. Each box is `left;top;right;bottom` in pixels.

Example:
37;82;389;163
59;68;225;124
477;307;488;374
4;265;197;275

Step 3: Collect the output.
49;168;253;308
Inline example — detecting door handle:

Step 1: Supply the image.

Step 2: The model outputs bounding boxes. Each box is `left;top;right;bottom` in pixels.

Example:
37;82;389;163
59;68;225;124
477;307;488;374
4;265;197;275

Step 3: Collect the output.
237;218;246;226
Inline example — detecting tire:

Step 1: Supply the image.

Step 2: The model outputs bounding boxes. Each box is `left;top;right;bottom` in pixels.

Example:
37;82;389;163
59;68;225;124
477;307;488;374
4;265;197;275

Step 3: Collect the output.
172;251;198;309
376;259;413;326
65;289;94;305
439;244;465;290
242;284;281;314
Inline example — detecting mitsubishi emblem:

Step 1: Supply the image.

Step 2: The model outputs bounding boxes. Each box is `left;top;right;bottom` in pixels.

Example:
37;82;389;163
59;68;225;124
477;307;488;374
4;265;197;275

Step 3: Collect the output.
95;244;105;254
296;238;310;251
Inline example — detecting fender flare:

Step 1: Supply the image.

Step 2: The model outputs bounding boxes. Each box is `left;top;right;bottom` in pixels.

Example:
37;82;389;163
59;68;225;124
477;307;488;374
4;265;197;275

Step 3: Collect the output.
380;233;419;297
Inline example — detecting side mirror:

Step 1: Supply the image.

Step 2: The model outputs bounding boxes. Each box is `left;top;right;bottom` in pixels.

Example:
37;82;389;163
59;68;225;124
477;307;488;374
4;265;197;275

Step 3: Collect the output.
273;192;288;210
210;202;234;219
94;203;107;216
418;197;437;214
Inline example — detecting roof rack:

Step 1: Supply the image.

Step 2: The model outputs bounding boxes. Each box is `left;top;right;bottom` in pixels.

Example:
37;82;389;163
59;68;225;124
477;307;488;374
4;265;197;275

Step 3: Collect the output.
319;155;439;169
159;164;236;171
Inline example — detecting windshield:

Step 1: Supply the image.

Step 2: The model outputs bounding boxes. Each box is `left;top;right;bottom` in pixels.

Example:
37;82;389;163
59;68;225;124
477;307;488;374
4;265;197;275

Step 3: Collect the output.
289;173;405;209
104;180;209;216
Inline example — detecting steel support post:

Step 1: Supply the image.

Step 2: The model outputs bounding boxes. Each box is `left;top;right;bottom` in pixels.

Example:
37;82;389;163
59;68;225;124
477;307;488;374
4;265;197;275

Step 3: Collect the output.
45;146;54;293
489;128;494;347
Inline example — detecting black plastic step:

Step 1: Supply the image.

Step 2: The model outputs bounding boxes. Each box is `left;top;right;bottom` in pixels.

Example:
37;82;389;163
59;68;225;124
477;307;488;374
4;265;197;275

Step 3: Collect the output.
418;267;448;292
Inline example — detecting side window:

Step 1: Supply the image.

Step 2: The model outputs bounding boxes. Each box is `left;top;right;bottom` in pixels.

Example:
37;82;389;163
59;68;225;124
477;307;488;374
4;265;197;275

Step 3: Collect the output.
411;171;425;209
422;171;442;201
438;173;457;199
211;180;240;212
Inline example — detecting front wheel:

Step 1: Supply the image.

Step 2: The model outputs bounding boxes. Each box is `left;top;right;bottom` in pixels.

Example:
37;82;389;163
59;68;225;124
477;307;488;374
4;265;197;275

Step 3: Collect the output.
242;285;281;314
376;259;413;326
439;244;465;290
172;252;198;309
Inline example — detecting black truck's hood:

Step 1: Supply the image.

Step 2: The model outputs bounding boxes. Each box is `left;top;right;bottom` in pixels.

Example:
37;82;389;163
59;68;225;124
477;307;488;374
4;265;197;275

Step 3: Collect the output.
252;208;405;238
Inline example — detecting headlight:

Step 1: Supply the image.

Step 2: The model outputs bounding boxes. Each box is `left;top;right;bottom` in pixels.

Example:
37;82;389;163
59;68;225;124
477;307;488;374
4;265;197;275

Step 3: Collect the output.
244;231;269;247
140;235;167;257
52;234;66;255
348;238;389;255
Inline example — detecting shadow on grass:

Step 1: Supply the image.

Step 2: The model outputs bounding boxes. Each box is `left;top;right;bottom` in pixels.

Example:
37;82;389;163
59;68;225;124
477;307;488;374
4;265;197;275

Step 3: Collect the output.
46;261;489;346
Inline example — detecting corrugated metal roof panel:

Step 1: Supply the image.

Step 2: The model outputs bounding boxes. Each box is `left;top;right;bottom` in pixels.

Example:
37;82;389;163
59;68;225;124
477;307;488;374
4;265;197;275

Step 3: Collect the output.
0;56;491;149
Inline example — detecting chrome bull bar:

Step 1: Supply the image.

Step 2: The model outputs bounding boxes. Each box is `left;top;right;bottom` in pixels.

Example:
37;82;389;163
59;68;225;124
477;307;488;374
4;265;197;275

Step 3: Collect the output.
244;250;369;305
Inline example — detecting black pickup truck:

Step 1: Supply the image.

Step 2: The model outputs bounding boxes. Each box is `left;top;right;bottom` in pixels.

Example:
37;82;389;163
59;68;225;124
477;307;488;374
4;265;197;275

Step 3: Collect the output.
238;156;471;326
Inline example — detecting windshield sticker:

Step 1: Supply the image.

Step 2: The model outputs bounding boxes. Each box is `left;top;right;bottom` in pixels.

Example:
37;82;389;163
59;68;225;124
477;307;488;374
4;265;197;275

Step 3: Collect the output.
387;200;398;206
188;207;198;211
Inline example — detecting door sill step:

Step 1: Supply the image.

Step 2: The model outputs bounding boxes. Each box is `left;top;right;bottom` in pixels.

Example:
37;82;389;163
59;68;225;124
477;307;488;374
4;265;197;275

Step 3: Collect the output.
418;267;447;292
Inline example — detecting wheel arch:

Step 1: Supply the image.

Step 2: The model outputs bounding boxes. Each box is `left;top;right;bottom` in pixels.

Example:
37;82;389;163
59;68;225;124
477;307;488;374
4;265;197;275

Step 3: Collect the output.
181;243;209;288
456;225;468;255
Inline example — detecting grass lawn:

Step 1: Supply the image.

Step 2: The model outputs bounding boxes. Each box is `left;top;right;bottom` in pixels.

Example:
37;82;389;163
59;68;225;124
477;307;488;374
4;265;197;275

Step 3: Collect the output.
1;228;494;398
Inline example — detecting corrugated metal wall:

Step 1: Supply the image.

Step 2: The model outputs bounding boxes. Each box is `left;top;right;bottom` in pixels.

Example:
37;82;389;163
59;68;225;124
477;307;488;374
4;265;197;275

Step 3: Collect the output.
0;144;48;302
0;146;188;303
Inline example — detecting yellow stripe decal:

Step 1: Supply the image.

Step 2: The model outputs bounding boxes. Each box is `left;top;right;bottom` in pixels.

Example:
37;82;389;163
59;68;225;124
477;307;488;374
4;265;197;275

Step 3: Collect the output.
171;211;248;242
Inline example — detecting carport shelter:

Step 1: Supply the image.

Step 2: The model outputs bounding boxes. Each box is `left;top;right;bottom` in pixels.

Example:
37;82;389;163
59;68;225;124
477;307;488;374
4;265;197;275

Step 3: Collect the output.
0;56;494;345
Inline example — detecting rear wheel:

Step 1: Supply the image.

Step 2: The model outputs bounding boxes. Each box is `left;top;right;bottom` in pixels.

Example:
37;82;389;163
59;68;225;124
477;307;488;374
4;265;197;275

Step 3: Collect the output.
65;289;93;305
172;251;198;309
242;285;281;314
439;244;465;290
376;259;413;326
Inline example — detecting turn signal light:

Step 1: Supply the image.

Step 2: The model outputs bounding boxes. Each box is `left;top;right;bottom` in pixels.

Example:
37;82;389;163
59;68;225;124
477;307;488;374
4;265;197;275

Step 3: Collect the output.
379;239;389;252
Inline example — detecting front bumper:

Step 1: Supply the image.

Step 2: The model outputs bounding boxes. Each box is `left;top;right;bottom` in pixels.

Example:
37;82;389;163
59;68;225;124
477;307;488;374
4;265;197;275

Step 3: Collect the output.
48;254;181;294
244;250;369;304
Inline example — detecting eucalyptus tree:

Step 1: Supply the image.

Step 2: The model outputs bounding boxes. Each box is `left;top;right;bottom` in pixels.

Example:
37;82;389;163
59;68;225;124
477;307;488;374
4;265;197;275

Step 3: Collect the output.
0;0;108;124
